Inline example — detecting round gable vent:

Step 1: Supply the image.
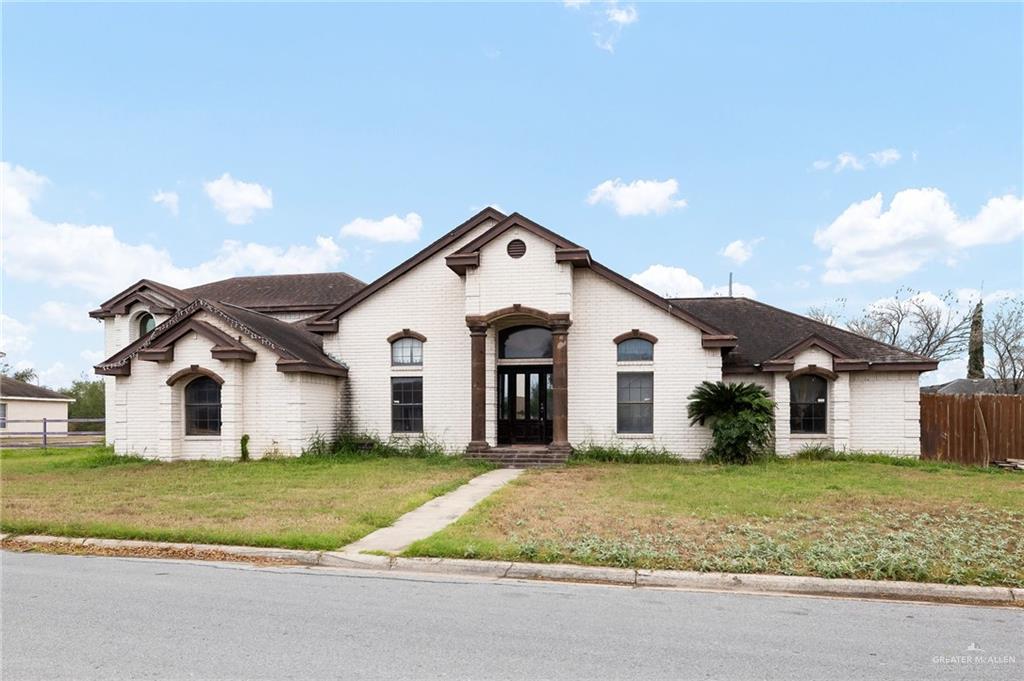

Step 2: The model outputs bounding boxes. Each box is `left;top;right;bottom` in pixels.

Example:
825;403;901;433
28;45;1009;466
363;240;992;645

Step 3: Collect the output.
507;239;527;258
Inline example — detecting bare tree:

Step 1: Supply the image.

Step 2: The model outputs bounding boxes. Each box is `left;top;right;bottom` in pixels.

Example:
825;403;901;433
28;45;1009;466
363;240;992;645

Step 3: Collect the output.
806;298;847;327
986;299;1024;393
844;288;973;361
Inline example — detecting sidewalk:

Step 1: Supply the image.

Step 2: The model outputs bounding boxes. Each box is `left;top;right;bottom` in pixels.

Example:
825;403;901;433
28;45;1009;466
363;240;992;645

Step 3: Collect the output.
3;532;1021;608
343;467;522;554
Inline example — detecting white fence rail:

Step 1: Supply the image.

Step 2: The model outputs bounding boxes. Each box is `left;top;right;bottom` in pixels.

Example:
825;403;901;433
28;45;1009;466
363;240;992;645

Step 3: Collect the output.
0;418;105;449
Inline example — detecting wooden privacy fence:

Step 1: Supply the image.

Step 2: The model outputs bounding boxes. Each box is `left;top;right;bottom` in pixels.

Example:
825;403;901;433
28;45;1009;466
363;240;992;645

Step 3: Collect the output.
920;393;1023;466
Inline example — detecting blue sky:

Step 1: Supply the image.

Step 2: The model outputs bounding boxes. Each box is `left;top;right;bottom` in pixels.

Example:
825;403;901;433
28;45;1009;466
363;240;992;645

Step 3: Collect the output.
3;1;1022;387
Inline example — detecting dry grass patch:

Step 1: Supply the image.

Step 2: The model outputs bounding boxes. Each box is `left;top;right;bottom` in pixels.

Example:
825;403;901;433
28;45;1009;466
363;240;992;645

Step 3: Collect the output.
1;447;488;550
405;460;1024;587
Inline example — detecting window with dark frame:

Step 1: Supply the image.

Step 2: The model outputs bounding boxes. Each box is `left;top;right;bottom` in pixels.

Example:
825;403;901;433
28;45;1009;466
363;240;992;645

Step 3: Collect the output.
138;312;156;338
790;374;827;434
498;326;552;359
617;372;653;433
184;376;221;436
391;337;423;366
391;377;423;433
0;403;7;429
617;338;654;362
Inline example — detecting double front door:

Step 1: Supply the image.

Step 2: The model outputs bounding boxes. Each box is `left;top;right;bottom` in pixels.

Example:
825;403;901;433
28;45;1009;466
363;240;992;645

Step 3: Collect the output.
497;366;553;445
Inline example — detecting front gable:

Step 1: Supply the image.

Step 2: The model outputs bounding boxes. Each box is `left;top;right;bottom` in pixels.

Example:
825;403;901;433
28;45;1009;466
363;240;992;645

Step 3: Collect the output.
89;279;187;319
761;334;858;372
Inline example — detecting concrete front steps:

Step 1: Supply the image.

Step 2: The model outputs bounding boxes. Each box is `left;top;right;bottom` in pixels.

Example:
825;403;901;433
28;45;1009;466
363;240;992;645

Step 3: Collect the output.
464;446;569;468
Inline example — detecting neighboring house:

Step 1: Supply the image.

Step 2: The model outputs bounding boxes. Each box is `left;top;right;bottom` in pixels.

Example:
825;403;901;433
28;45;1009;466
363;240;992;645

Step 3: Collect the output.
0;376;75;435
92;208;937;461
921;378;1024;395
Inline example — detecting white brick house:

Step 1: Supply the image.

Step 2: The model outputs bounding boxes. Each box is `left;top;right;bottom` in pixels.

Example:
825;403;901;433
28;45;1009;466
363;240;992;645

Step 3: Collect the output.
93;208;936;461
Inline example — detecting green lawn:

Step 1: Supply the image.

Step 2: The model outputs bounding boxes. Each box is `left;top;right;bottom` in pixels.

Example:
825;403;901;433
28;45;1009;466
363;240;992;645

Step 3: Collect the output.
405;459;1024;587
1;447;489;550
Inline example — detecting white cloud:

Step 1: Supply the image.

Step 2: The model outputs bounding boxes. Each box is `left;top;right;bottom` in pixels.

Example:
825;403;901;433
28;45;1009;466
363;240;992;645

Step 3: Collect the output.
36;361;73;389
606;4;638;25
813;148;903;173
151;189;179;216
1;314;33;355
203;172;273;224
814;188;1023;283
2;162;346;298
630;264;756;299
80;349;104;364
868;148;901;167
720;238;763;265
565;1;637;52
587;178;687;216
340;213;423;243
834;152;864;173
33;302;101;333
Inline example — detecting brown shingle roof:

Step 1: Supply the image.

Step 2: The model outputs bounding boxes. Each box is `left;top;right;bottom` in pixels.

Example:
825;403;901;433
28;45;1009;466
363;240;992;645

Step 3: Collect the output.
184;273;365;312
95;299;347;377
1;376;74;400
668;297;936;371
921;378;1023;395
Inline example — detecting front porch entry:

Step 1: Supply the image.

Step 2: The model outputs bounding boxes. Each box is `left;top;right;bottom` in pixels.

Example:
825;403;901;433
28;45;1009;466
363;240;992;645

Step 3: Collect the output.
466;305;571;455
497;366;553;445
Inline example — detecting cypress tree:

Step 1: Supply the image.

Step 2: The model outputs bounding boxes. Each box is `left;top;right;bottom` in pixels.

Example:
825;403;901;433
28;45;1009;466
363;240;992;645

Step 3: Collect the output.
967;301;985;379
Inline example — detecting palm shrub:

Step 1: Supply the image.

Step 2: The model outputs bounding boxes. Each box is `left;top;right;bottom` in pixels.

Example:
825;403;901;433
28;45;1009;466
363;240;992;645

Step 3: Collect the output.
687;381;775;464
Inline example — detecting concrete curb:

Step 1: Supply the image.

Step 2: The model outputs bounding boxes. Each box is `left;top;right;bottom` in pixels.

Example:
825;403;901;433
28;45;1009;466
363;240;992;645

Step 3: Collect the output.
3;534;1020;608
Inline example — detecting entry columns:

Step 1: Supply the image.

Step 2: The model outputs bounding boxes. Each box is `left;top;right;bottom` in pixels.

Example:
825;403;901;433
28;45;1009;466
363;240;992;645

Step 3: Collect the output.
550;316;572;452
467;321;489;452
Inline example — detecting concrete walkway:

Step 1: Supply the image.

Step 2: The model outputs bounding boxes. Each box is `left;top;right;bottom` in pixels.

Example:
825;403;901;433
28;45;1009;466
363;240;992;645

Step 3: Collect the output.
342;468;523;554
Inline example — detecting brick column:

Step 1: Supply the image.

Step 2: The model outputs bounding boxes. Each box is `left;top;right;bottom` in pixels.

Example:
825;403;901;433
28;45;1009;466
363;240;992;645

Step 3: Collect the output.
550;316;572;453
467;321;489;452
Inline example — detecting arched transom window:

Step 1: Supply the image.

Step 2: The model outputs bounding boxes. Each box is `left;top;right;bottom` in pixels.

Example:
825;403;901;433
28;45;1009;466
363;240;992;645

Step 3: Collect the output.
185;376;222;436
617;338;654;362
498;326;552;359
137;312;156;338
392;337;423;366
790;374;827;434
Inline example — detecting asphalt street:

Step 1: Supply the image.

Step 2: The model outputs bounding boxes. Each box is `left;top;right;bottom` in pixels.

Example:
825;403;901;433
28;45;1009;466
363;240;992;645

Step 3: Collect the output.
2;551;1021;680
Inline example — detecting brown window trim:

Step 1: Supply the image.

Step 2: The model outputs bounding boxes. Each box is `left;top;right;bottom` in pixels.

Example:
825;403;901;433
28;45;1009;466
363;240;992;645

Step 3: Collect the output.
613;329;659;345
785;365;839;382
166;365;225;386
386;329;428;344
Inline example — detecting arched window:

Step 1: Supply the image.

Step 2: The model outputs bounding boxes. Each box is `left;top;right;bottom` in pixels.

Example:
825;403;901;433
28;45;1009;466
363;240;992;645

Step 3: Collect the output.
790;374;827;434
499;326;552;359
137;313;155;338
617;338;654;362
185;376;221;436
392;337;423;366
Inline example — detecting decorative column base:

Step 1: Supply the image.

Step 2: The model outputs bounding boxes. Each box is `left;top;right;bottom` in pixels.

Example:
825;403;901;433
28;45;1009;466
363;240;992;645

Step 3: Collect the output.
466;440;491;453
547;441;572;454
